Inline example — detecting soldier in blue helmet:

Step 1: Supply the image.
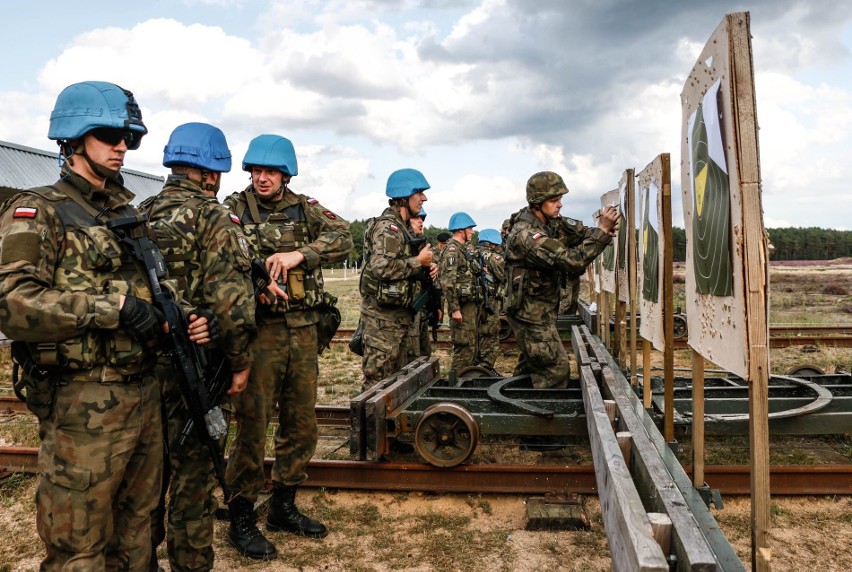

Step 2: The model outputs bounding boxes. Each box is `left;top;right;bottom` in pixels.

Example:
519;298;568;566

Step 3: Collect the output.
224;134;352;559
475;229;506;371
359;169;437;392
0;81;210;570
439;212;483;371
141;123;256;571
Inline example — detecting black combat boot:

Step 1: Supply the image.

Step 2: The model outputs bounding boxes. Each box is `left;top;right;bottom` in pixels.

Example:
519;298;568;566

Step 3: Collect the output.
227;497;277;560
266;485;328;538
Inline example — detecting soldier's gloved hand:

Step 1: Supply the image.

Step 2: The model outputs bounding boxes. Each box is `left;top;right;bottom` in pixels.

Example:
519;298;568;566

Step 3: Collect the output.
119;295;165;345
188;308;220;346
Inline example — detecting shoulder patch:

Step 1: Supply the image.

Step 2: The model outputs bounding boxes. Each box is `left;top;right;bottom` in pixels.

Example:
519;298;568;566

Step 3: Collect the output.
323;210;337;220
564;217;578;225
13;207;37;218
307;197;319;204
447;246;456;253
532;232;543;240
389;224;399;232
229;213;241;224
495;255;503;261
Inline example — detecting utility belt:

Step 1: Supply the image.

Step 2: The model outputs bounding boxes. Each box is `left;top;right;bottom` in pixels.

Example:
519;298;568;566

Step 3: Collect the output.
61;365;148;384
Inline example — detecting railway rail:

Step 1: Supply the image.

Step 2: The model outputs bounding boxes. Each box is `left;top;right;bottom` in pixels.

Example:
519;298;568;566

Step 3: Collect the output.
0;446;848;495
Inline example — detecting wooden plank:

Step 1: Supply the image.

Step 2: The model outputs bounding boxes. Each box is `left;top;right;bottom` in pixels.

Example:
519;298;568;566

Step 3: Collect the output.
587;332;745;571
625;169;638;388
661;151;674;443
602;367;718;570
572;325;593;367
351;372;402;459
580;364;668;571
365;357;440;461
692;351;706;487
643;339;652;408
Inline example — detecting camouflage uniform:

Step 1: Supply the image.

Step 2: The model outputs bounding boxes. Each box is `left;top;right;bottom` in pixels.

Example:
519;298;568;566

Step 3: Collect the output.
360;207;422;389
439;238;481;371
141;175;256;571
504;207;612;388
0;169;164;570
225;187;351;500
476;243;505;370
557;217;596;315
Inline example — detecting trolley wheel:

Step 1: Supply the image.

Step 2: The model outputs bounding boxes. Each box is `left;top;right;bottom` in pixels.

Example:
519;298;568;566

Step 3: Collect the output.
414;403;480;468
785;364;825;377
456;365;496;378
673;314;688;339
498;316;512;340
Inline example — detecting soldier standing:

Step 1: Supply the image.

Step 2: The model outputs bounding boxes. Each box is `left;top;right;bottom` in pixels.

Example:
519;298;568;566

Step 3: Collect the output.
504;171;618;389
557;216;596;315
141;123;256;571
0;81;208;570
224;134;352;558
440;212;481;372
475;228;505;373
360;169;436;390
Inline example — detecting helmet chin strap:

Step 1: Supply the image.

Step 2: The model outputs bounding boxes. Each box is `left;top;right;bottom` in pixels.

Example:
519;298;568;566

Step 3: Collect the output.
201;170;221;194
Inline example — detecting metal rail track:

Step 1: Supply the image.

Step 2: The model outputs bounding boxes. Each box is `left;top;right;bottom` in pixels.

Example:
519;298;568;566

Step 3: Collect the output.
0;446;848;495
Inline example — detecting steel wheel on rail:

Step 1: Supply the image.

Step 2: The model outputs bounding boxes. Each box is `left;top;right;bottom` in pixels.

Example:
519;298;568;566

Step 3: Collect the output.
414;402;480;468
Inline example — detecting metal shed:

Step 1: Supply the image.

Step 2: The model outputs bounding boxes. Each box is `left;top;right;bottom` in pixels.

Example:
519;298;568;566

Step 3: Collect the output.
0;139;164;204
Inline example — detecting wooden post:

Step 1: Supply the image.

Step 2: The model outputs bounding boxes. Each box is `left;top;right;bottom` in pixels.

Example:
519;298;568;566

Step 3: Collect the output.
604;399;618;428
729;13;772;569
642;339;652;408
660;154;674;443
614;298;625;361
627;170;638;387
616;431;633;471
648;512;673;557
691;351;705;487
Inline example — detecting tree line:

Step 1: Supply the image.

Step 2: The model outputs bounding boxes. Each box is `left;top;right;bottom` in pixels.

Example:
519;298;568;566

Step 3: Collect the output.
336;221;852;267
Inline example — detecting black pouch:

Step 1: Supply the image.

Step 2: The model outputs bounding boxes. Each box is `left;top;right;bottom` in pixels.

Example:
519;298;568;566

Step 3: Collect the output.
348;318;365;357
316;292;341;355
11;341;55;421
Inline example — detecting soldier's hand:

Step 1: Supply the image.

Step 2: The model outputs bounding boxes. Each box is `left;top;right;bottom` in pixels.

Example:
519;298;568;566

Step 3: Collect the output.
266;251;305;283
186;311;211;345
417;243;433;266
452;309;463;323
599;205;619;236
119;295;165;345
188;309;218;345
428;262;438;280
228;368;250;395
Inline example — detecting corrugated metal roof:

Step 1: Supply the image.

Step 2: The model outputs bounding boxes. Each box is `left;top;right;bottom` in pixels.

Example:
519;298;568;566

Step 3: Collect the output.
0;139;164;200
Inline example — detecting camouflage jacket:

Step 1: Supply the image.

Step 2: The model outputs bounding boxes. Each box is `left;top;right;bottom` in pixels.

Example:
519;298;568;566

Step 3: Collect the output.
439;238;482;314
504;207;611;323
478;243;505;303
226;186;352;328
0;169;164;374
141;176;257;371
360;207;422;302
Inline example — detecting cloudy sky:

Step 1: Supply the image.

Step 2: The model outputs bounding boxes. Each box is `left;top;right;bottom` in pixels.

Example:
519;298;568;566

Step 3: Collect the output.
1;0;850;231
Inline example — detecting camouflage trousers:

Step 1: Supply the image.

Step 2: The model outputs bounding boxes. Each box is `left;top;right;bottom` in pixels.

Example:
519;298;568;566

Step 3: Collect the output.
476;309;501;370
360;299;415;390
157;367;230;572
507;314;571;389
450;301;479;372
37;373;163;571
227;321;319;503
406;312;432;363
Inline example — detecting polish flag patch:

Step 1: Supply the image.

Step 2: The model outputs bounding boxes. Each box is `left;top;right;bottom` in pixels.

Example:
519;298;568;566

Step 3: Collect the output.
323;210;337;220
13;207;37;218
229;213;241;224
532;232;542;240
307;198;319;204
389;224;399;232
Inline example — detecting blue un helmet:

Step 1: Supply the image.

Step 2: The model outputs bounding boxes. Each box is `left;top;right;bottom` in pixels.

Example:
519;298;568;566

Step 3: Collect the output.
386;168;430;198
478;228;502;246
242;134;298;176
163;123;232;172
448;212;476;231
48;81;147;149
418;208;427;220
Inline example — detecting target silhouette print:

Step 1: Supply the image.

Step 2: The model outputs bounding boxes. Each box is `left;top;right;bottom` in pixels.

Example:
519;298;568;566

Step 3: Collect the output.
641;180;660;303
688;79;733;296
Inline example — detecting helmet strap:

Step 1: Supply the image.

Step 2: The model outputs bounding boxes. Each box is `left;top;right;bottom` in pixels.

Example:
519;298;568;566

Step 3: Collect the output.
201;170;221;194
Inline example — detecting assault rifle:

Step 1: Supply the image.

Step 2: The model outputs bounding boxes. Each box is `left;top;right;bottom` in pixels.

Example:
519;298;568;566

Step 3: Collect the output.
409;236;442;342
473;249;495;316
106;215;232;501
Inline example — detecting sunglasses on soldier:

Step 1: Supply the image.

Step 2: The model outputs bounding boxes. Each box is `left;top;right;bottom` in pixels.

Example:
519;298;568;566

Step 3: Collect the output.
89;127;141;150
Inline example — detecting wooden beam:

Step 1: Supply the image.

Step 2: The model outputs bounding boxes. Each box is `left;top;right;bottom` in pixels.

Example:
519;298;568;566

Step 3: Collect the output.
692;351;706;487
661;152;675;443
